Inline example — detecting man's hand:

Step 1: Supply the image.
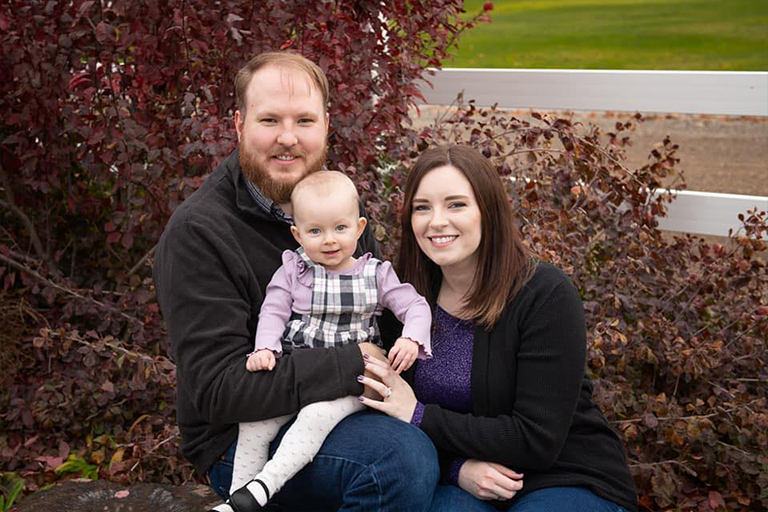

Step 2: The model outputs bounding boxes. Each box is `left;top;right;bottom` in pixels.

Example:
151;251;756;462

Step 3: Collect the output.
388;337;419;373
246;349;276;372
457;459;524;501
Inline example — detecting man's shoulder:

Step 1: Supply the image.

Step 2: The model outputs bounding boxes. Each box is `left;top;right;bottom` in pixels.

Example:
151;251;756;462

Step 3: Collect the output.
164;159;237;232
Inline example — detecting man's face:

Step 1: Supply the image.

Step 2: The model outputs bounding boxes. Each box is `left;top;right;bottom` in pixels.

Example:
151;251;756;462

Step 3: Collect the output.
235;64;329;204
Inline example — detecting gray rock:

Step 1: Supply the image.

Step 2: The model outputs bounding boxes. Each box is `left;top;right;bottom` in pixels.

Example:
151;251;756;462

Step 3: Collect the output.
14;479;221;512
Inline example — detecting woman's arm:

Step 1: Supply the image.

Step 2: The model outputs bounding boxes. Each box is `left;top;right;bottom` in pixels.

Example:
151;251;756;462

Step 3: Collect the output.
360;277;586;472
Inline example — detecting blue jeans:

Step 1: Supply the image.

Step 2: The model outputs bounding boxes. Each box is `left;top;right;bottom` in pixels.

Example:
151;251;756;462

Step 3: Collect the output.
209;410;439;511
430;485;630;512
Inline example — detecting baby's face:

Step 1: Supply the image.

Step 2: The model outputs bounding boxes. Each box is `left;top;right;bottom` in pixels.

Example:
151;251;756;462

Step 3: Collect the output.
291;192;365;272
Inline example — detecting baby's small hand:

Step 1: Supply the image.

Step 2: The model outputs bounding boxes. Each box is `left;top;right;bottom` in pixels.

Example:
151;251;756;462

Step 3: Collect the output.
246;349;276;372
388;337;419;374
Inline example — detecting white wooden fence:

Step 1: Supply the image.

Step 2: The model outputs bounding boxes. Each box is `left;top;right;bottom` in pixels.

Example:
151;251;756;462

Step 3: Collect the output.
419;68;768;237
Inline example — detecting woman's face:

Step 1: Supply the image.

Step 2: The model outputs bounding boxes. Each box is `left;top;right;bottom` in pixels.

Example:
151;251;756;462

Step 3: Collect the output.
410;165;482;275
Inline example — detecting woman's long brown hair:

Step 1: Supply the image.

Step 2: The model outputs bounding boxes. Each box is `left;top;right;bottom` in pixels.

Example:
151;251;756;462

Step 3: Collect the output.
396;145;535;329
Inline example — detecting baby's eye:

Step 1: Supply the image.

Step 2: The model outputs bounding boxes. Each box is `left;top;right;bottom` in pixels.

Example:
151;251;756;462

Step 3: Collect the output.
308;228;321;235
335;225;347;231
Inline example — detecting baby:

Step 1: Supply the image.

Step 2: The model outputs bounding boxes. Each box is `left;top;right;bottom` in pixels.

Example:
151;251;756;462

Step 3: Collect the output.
212;171;432;512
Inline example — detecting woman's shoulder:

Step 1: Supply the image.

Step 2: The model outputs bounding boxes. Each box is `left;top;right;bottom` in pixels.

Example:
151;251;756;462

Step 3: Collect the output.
529;260;575;289
505;260;580;316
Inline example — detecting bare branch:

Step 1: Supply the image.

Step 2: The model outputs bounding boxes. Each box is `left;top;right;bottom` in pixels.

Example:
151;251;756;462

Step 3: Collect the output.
0;252;142;326
127;243;157;277
0;166;62;279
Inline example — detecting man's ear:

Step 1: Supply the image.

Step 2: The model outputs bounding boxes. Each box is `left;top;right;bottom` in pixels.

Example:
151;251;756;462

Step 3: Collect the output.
234;110;244;143
290;225;302;245
356;217;368;238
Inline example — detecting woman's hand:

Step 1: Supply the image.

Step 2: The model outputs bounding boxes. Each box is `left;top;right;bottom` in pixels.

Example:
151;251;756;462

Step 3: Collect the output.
357;355;419;422
458;459;524;501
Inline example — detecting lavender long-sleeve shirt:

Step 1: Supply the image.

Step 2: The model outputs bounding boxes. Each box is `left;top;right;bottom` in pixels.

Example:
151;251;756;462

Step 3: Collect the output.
254;250;432;357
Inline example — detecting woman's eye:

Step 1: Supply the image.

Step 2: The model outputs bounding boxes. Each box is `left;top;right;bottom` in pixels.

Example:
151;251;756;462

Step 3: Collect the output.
413;205;430;212
449;202;467;209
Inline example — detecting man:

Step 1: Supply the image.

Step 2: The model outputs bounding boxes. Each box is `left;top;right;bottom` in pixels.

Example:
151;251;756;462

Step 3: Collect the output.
153;52;438;511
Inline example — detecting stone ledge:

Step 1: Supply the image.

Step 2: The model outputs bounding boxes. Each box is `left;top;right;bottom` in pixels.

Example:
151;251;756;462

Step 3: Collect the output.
14;479;220;512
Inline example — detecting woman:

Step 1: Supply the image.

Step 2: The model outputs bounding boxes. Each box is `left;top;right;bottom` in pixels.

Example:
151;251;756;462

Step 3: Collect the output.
359;145;638;512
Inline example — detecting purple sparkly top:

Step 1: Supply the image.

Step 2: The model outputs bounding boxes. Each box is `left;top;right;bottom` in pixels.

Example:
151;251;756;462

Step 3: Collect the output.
411;305;475;484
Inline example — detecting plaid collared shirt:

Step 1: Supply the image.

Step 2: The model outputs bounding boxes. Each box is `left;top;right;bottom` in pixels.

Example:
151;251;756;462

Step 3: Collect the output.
243;173;293;225
282;248;382;352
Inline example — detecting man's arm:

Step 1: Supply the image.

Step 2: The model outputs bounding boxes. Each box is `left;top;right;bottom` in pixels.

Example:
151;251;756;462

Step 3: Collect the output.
154;218;365;424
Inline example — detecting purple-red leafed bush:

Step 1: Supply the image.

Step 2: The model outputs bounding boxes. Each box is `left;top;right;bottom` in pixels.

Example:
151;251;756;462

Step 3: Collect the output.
2;1;767;510
387;101;768;511
0;0;485;494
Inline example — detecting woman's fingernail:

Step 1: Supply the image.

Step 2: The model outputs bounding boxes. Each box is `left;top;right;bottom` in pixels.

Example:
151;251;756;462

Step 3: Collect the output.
357;375;364;381
363;354;370;359
358;396;364;401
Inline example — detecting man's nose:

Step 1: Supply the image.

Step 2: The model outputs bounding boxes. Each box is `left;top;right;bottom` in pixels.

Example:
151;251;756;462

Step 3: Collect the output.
277;128;298;147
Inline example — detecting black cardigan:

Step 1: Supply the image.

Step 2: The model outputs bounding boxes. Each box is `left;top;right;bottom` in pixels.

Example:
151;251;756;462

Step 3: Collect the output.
416;263;638;511
153;150;374;476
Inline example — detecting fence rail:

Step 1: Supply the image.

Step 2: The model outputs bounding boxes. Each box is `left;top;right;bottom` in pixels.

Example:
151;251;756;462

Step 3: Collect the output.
419;69;768;237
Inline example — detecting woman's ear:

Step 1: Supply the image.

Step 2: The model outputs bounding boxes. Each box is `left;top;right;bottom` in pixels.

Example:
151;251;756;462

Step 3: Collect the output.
356;217;368;238
290;225;302;245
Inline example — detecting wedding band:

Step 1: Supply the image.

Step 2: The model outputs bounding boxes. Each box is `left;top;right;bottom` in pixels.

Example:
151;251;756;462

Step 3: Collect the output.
383;387;393;399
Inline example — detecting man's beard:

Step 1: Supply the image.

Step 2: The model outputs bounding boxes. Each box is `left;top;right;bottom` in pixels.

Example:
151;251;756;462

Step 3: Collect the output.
239;143;327;204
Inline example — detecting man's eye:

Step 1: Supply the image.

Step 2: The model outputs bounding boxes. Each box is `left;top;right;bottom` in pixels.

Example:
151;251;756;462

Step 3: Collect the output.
261;118;276;124
298;118;315;125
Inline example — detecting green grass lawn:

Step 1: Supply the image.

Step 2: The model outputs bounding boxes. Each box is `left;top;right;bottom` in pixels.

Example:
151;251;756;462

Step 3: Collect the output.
448;0;768;70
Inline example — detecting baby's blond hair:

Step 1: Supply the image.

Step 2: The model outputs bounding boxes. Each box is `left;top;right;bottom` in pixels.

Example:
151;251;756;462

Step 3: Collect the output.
291;171;359;223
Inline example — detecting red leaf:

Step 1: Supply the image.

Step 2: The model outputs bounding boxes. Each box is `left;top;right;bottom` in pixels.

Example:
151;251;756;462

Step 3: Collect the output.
67;71;90;91
121;233;134;249
95;21;113;44
708;490;725;510
106;232;121;244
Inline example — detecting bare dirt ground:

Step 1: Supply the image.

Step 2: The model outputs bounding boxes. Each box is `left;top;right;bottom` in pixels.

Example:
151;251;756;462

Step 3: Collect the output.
411;107;768;197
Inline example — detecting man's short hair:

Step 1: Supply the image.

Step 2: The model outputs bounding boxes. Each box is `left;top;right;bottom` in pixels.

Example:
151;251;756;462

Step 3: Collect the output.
234;51;329;117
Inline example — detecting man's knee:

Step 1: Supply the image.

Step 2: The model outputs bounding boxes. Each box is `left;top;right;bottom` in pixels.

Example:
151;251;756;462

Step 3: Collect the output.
373;417;439;508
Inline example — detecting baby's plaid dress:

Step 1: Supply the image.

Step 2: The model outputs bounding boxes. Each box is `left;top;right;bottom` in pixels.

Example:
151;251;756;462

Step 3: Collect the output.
281;248;383;352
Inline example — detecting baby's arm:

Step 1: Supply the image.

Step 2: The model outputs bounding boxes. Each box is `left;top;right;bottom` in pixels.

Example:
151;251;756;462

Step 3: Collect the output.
377;261;432;371
249;258;296;370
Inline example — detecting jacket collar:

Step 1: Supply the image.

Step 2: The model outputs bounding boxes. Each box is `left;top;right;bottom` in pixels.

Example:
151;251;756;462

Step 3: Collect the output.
222;148;285;223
